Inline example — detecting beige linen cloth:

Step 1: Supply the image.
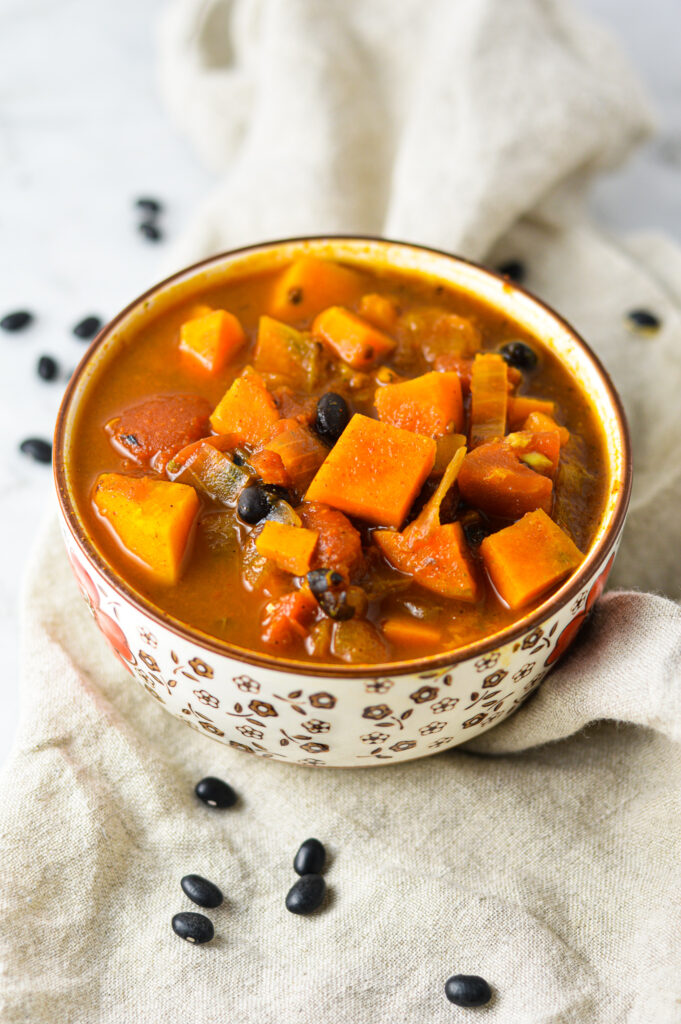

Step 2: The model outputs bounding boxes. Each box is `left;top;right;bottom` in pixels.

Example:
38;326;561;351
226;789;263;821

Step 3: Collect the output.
3;1;681;1021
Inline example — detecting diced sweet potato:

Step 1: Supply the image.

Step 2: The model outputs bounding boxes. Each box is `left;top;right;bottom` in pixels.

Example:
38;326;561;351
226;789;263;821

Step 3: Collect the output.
359;293;399;332
374;521;480;602
261;589;318;647
93;474;199;585
382;617;443;647
433;354;474;393
507;396;556;431
263;419;328;491
209;369;280;444
255;521;319;576
469;353;508;447
458;441;553;518
297;502;364;580
312;307;396;370
179;309;245;374
481;509;583;609
269;256;362;322
305;414;436;528
106;394;212;473
254;316;324;390
374;371;464;437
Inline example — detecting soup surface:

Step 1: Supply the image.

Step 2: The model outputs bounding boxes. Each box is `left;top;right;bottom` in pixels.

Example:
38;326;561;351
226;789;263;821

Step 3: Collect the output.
70;256;607;665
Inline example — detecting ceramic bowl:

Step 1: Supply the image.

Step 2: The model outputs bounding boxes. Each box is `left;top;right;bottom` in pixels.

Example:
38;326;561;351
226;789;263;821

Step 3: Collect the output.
54;237;631;767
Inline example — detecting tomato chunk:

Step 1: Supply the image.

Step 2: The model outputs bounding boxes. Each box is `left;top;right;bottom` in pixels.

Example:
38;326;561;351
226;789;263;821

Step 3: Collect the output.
106;394;211;473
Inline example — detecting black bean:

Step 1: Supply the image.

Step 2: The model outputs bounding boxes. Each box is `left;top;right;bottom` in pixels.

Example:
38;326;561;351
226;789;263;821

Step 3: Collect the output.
237;485;271;525
499;340;538;371
495;259;526;284
463;522;488;548
73;315;103;340
37;355;58;381
1;310;33;332
315;392;350;444
444;974;492;1007
139;221;163;242
626;308;661;333
180;874;223;909
135;197;163;215
294;838;326;876
194;776;237;809
19;438;52;464
263;484;295;506
171;911;214;944
307;569;356;621
285;874;326;915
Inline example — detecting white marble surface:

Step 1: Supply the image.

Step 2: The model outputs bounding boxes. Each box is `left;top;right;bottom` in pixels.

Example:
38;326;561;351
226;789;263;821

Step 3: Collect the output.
1;0;679;765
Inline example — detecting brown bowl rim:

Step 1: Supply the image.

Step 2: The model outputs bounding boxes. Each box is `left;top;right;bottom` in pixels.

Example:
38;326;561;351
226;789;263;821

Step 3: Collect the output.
54;235;632;679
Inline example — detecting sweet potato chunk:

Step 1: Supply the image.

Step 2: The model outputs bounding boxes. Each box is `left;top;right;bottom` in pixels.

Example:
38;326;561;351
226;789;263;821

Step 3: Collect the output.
375;371;464;437
255;521;319;576
297;502;364;580
305;414;436;528
507;396;556;431
93;474;199;585
382;617;443;647
312;307;396;370
269;256;362;322
209;370;280;444
458;441;553;519
179;309;245;374
523;410;570;446
359;293;399;332
106;394;211;473
375;522;480;602
481;509;583;609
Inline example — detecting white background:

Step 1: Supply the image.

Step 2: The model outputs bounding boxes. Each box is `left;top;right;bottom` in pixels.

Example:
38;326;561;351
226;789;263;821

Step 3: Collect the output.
1;0;679;764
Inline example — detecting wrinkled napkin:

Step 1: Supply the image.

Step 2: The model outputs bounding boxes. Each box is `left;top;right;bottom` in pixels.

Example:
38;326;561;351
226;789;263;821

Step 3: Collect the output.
3;1;681;1022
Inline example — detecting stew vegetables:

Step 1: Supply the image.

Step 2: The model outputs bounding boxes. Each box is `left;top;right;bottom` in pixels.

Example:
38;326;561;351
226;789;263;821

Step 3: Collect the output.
71;256;607;665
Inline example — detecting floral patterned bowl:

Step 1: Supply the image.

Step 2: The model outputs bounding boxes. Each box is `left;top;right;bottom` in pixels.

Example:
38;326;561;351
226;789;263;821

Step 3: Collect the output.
54;237;631;767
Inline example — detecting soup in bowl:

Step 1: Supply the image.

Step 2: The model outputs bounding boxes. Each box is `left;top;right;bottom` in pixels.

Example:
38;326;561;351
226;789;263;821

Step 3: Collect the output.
54;237;630;766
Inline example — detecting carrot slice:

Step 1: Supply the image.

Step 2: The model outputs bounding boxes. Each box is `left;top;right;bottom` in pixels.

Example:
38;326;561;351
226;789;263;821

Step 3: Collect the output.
305;413;435;528
469;353;508;447
209;369;280;443
481;509;583;609
179;309;245;374
269;256;362;322
93;474;199;585
374;371;464;437
255;521;319;576
507;396;556;431
458;440;553;518
382;617;443;647
254;316;324;390
313;307;396;370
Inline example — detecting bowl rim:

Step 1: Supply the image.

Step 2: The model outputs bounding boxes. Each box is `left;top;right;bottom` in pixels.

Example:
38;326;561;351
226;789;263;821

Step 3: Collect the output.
54;235;632;679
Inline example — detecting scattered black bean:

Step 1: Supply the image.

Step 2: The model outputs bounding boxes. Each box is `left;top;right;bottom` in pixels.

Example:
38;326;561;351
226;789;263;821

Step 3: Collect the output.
181;874;223;909
1;310;33;332
237;485;272;525
444;974;492;1008
285;874;326;915
73;315;103;340
495;258;526;284
626;308;661;333
171;911;214;944
37;355;58;381
139;221;163;242
19;438;52;464
315;392;350;445
499;340;538;371
294;838;326;876
195;776;237;809
135;196;163;215
463;521;488;548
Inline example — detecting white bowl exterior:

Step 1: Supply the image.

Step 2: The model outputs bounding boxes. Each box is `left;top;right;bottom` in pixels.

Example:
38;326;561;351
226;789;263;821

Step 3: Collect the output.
61;522;620;767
